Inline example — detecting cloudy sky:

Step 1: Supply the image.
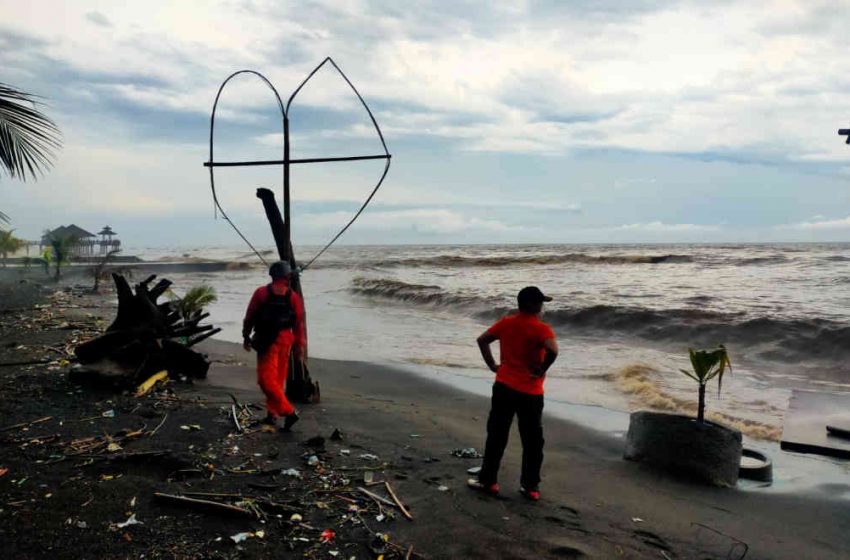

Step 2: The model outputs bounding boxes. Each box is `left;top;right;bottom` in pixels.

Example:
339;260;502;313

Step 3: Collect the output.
3;0;850;248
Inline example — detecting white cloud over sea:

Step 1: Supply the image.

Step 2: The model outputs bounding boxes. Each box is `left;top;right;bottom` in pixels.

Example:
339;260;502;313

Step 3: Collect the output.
2;0;850;245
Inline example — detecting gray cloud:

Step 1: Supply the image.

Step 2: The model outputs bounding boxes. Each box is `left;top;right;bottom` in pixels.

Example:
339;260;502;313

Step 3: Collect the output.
85;11;112;27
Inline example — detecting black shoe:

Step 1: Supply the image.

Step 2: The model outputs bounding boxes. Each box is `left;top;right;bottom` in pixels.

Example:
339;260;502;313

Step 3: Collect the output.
261;414;277;426
282;411;300;432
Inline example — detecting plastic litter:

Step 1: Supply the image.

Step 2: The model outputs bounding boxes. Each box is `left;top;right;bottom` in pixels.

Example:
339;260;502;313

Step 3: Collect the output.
437;485;449;492
450;447;482;458
107;443;122;452
230;530;263;543
307;455;320;466
290;513;303;522
339;449;350;456
281;468;301;477
115;513;143;528
0;468;8;477
632;517;644;523
363;471;374;484
101;410;115;418
467;466;482;475
359;453;379;461
320;528;335;543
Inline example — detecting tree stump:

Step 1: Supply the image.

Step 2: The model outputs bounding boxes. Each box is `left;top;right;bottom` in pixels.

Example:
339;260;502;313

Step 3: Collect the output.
73;273;220;385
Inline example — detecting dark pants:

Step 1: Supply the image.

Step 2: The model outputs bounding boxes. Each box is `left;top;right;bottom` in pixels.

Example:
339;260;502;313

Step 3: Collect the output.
479;381;545;489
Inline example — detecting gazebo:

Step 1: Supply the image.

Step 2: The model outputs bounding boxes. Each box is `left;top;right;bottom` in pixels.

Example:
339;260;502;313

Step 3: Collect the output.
41;224;97;257
97;225;121;254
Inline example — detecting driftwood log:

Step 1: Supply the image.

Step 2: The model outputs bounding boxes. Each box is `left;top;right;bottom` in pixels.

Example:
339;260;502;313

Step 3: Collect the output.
73;273;219;384
257;187;319;403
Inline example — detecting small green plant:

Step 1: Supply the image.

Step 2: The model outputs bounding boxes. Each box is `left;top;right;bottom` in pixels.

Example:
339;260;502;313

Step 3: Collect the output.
679;345;732;423
173;285;218;319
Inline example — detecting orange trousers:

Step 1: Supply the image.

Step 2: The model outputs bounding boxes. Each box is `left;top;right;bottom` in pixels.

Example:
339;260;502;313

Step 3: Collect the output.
257;330;296;417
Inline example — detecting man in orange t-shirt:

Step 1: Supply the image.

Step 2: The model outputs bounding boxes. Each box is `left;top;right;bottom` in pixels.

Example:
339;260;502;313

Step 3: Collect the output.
469;286;559;501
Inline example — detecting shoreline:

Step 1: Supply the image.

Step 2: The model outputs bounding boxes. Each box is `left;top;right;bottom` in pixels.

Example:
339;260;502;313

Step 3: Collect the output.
2;278;850;557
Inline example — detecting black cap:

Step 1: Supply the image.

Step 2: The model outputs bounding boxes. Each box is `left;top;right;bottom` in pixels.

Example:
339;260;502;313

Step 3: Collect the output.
269;261;292;279
517;286;552;307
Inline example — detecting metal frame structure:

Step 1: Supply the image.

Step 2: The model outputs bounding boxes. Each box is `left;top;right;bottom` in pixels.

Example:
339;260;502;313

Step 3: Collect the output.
204;57;391;268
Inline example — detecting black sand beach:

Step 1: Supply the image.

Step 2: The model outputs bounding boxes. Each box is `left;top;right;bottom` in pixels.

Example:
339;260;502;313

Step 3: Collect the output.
1;276;849;559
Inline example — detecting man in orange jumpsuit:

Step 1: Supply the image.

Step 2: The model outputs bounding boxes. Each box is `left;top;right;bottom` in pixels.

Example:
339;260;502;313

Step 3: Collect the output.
242;261;306;431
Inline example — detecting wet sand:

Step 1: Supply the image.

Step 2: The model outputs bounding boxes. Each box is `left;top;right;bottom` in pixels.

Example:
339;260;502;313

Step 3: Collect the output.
201;338;850;559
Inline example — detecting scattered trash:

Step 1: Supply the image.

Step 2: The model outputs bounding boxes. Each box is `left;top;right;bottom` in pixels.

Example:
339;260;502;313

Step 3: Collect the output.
76;520;88;529
281;468;301;477
101;410;115;418
339;449;350;456
307;455;320;466
359;453;379;461
330;428;343;441
467;466;482;475
363;471;374;484
180;424;202;431
0;468;8;477
320;528;335;543
115;513;143;528
409;434;423;438
632;517;644;523
230;532;252;543
376;513;386;522
450;447;483;458
437;485;449;492
107;443;122;452
290;513;303;522
134;370;168;397
129;496;136;507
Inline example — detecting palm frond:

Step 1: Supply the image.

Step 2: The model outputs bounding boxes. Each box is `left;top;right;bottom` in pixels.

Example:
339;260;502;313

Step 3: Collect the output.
178;285;218;318
0;83;62;181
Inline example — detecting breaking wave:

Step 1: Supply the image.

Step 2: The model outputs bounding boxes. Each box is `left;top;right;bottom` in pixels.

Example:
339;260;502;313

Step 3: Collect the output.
351;277;850;363
613;365;782;441
371;253;693;268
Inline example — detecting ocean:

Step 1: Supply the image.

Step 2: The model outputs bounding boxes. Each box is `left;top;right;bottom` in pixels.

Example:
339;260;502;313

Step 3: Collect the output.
128;243;850;441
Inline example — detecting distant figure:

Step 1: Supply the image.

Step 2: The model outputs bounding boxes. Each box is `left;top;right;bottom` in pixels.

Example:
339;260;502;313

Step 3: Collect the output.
469;286;559;501
242;261;306;431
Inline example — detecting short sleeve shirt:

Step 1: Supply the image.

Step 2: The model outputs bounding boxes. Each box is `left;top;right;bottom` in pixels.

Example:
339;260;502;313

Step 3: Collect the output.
487;313;556;395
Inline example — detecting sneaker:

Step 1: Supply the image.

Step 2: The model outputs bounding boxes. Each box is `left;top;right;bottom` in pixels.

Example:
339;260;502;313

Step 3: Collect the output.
467;478;500;496
281;410;300;432
519;486;540;501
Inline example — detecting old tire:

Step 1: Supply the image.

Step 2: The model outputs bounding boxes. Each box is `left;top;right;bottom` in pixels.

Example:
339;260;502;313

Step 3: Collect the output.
624;411;743;487
739;448;773;483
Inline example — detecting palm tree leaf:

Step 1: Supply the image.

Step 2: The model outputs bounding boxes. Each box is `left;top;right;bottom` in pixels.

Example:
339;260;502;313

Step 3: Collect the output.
0;83;62;181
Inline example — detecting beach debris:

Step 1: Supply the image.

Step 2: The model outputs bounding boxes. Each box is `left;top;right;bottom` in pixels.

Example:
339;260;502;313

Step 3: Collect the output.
101;409;116;418
154;492;256;518
467;466;482;475
180;424;202;431
437;485;449;492
409;434;423;439
230;531;256;544
363;471;374;484
73;273;219;386
307;455;320;466
290;513;303;522
450;447;482;459
134;370;168;397
76;520;88;529
340;449;351;456
106;443;122;452
281;468;301;477
632;517;644;523
320;529;335;543
114;513;143;528
383;481;413;521
0;468;8;477
0;416;53;432
330;428;343;440
359;453;379;461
